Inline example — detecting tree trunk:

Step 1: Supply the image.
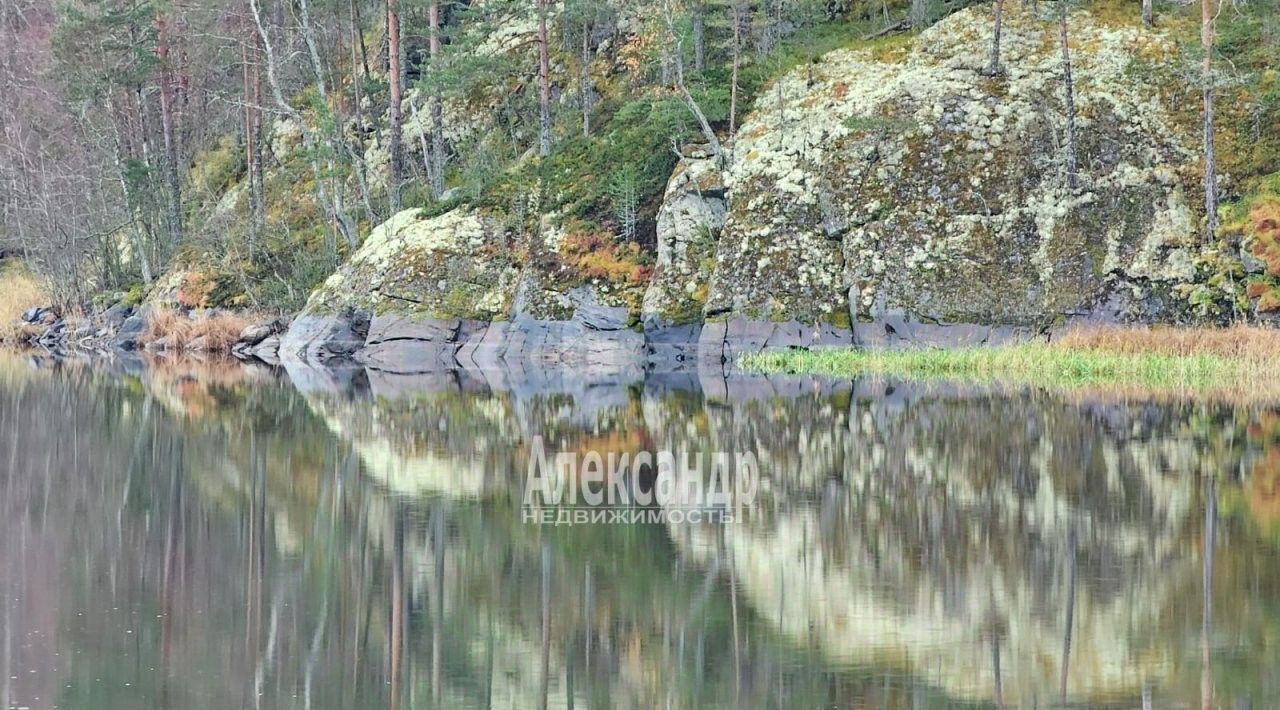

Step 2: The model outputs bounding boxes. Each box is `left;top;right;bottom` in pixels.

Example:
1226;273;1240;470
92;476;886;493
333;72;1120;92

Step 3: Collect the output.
692;0;706;73
1201;0;1218;239
299;0;358;249
1142;0;1153;29
155;14;183;246
428;0;445;198
387;0;404;210
250;36;266;236
730;0;744;139
911;0;928;30
351;0;371;78
538;0;552;157
664;0;722;158
350;0;367;122
986;0;1005;75
1059;7;1078;190
250;0;356;253
108;100;154;286
241;30;262;253
581;17;592;137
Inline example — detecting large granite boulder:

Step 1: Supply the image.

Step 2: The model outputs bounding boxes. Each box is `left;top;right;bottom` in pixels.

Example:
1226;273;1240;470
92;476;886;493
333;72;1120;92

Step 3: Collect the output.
285;205;649;372
642;151;727;330
709;5;1202;345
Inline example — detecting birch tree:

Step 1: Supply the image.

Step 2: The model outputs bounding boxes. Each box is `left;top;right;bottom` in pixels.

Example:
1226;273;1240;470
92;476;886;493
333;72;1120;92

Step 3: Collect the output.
538;0;553;157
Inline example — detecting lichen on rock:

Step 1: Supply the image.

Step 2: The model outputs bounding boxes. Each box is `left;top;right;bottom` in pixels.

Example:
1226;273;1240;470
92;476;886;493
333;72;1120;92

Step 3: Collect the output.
710;4;1203;341
304;206;518;320
642;154;726;328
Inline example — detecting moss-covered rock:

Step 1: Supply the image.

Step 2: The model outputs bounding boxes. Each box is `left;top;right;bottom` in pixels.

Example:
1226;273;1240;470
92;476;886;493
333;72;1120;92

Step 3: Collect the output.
709;4;1202;342
641;153;726;328
303;206;519;319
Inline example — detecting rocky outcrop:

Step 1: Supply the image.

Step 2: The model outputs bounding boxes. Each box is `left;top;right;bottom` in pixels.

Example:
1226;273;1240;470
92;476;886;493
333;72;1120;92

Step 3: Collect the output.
284;6;1210;369
641;150;726;331
354;288;645;375
285;202;653;371
712;5;1202;345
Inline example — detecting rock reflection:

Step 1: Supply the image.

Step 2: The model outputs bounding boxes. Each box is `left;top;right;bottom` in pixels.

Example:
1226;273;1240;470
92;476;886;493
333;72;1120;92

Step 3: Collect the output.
1;353;1279;708
298;368;1280;706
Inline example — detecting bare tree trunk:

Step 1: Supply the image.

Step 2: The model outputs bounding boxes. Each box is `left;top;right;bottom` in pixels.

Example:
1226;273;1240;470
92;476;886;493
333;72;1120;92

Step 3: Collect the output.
346;0;378;224
299;0;358;249
538;0;552;157
911;0;928;30
1059;6;1078;190
107;96;154;285
729;0;744;139
1201;0;1218;239
580;16;592;137
155;14;183;246
251;45;266;234
986;0;1005;76
241;32;262;254
1143;0;1153;29
412;98;433;176
351;0;371;78
388;0;404;210
249;0;356;253
692;0;706;72
664;0;722;158
349;0;366;122
428;0;445;198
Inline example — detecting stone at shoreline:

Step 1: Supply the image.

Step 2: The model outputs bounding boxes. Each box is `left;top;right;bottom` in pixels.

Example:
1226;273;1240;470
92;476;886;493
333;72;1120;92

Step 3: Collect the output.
144;335;175;352
238;317;288;347
251;335;281;362
113;312;149;350
279;311;371;364
706;6;1204;334
283;307;868;373
100;304;133;330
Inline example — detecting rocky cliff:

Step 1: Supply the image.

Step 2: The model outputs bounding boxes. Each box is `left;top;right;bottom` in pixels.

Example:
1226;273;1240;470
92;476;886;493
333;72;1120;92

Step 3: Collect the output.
282;4;1211;371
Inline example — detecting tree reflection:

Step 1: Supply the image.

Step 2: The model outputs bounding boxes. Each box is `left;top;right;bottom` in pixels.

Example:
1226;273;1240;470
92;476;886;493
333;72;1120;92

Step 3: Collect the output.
0;355;1278;707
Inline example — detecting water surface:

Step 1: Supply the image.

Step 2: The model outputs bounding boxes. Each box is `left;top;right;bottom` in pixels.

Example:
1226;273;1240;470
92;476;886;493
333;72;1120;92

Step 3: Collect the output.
1;354;1278;708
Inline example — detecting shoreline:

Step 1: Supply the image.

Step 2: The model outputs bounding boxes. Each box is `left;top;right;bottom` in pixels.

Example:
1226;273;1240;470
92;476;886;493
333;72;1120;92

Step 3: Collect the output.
741;325;1280;394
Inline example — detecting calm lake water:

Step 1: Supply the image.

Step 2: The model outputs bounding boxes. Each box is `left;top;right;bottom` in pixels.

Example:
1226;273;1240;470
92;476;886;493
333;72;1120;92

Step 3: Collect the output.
1;353;1278;709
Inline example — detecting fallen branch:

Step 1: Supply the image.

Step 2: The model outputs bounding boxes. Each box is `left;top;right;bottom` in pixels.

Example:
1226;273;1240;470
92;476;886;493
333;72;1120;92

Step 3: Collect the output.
380;291;425;305
863;18;909;41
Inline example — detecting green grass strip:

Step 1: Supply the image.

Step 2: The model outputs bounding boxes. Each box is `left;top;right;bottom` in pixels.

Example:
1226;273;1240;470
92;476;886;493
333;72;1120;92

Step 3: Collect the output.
741;344;1255;390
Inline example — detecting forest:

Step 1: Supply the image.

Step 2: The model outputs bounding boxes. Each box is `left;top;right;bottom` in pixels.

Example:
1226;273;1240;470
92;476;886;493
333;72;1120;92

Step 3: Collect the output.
0;0;1277;335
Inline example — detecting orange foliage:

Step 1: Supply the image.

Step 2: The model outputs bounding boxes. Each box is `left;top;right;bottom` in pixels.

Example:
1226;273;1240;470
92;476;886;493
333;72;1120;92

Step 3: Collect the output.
561;230;650;285
1247;200;1280;277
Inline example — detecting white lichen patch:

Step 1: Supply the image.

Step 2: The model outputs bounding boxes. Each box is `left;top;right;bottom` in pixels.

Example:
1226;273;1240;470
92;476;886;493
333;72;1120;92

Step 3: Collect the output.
304;206;500;315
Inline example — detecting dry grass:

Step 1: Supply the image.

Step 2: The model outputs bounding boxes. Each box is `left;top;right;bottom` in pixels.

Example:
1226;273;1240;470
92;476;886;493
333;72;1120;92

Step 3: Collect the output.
1054;324;1280;365
0;261;49;344
143;308;250;353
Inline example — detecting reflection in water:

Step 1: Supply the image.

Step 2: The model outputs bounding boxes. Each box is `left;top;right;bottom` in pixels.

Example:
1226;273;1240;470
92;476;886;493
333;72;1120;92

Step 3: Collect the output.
1;354;1279;708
